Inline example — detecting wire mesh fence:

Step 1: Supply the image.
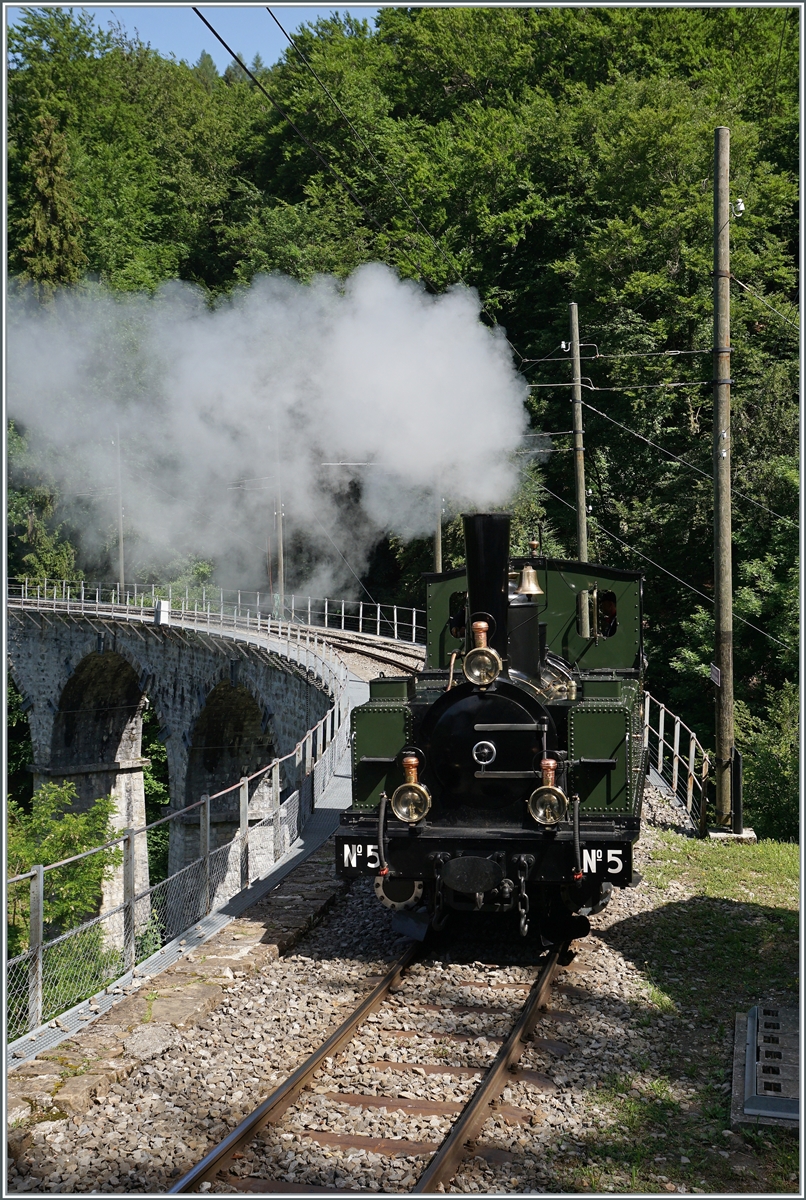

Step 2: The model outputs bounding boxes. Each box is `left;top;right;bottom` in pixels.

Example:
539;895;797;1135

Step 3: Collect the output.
6;595;351;1045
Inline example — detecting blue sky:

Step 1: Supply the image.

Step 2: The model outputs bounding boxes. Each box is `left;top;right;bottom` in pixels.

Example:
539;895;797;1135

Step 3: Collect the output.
6;6;380;72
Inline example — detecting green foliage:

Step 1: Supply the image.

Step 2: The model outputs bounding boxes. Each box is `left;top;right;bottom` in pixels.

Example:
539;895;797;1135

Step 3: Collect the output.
7;421;81;582
7;782;121;956
9;9;242;292
735;682;799;842
193;49;219;94
142;706;170;883
6;676;34;810
13;109;87;295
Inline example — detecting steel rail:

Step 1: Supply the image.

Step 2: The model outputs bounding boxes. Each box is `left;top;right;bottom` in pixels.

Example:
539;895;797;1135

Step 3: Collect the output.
412;940;570;1193
318;634;425;674
168;942;421;1194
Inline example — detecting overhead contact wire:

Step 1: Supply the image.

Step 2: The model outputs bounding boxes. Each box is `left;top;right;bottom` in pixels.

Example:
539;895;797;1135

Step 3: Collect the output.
580;401;797;527
522;348;714;364
527;380;712;391
536;483;791;650
731;276;799;330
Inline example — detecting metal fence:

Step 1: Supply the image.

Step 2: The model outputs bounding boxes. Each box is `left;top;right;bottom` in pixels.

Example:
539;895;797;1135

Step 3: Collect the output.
643;692;711;834
6;601;350;1043
11;579;427;645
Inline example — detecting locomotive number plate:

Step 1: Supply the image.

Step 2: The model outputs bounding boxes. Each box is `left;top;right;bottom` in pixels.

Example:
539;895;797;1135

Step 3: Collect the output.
336;836;382;876
580;843;631;883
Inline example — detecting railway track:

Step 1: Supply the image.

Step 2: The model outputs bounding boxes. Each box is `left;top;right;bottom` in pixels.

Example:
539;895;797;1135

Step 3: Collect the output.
169;937;574;1195
312;629;425;675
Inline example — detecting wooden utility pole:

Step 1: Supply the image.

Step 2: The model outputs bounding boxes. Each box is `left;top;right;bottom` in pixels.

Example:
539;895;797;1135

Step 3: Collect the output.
713;126;734;827
276;483;285;618
434;492;443;573
115;423;125;592
570;302;588;564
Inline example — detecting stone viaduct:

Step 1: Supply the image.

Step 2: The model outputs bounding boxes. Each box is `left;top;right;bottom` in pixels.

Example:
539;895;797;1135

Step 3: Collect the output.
7;602;336;908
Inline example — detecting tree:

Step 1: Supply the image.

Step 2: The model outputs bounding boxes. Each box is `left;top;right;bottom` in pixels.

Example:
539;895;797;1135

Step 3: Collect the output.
7;678;34;810
7;783;121;956
7;421;80;582
13;110;86;295
194;49;219;94
224;53;249;86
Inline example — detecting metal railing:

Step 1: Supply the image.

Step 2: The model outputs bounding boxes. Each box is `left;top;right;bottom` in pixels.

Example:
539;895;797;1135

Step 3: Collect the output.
11;578;427;645
7;592;351;1042
643;692;711;834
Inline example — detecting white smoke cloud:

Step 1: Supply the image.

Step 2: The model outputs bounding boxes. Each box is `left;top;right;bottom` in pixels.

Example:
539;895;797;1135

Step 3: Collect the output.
7;265;529;592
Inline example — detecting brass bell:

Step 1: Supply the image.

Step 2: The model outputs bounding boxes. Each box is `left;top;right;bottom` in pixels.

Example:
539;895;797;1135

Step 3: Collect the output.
516;564;544;596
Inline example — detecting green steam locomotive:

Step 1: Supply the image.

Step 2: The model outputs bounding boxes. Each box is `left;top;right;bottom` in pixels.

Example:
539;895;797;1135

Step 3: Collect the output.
335;513;646;945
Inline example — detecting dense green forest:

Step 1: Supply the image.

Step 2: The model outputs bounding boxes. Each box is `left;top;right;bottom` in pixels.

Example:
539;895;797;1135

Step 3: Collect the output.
7;7;799;839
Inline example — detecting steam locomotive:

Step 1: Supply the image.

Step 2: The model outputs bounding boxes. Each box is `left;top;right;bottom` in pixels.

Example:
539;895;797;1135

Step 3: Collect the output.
335;513;646;945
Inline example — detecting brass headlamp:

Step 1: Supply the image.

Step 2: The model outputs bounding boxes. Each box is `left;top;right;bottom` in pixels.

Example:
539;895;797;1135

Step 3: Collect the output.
527;757;569;825
390;755;432;824
463;620;502;688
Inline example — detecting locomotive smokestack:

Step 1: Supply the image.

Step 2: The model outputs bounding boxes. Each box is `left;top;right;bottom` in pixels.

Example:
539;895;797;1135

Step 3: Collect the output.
462;512;511;663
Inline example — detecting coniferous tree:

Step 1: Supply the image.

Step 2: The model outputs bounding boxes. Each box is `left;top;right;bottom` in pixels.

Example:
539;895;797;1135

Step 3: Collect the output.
223;53;248;85
15;111;86;297
193;49;219;93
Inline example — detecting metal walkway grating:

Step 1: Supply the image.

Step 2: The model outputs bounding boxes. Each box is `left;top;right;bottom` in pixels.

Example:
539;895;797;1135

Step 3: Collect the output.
732;1002;799;1127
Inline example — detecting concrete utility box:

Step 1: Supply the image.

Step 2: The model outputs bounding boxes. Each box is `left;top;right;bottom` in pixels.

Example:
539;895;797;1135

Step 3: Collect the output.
154;599;171;626
731;1003;799;1129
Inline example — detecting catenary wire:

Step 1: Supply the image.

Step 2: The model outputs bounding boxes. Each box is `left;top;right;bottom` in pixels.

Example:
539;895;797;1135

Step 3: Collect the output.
528;380;712;391
731;276;799;330
309;511;378;606
192;8;441;293
581;401;798;528
536;482;792;650
522;348;713;363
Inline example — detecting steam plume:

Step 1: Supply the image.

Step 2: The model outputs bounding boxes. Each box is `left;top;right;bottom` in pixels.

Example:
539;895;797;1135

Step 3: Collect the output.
8;265;529;593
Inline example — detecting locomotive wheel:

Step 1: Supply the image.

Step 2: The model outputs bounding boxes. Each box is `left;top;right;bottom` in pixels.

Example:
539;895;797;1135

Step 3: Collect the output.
374;875;424;911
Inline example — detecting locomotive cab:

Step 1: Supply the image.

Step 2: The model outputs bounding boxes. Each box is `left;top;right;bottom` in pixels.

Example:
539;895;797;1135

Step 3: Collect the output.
336;512;646;944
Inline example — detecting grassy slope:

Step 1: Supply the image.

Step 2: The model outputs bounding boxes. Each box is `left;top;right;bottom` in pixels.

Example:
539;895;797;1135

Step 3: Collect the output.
565;833;799;1194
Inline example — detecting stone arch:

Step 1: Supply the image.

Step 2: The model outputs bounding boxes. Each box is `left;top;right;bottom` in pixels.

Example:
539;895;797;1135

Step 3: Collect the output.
185;680;276;805
174;680;280;865
43;650;151;913
52;652;143;785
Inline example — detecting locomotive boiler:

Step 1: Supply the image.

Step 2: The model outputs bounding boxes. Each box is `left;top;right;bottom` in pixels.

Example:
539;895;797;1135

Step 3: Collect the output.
335;513;646;946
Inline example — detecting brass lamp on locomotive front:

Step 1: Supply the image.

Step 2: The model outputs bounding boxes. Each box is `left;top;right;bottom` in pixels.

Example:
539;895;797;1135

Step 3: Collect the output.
389;755;431;824
527;756;568;826
462;619;502;687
